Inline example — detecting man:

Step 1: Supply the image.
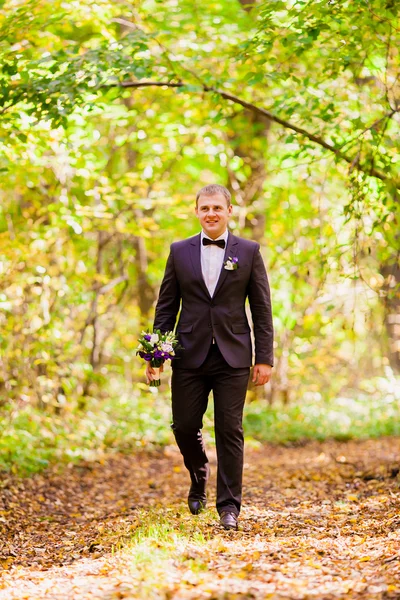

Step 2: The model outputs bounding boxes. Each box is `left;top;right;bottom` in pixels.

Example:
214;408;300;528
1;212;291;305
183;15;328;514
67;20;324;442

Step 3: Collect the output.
147;184;274;530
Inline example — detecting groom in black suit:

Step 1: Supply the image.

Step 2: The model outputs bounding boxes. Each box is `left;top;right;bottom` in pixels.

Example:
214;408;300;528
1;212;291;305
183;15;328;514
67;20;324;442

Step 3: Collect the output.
147;184;274;529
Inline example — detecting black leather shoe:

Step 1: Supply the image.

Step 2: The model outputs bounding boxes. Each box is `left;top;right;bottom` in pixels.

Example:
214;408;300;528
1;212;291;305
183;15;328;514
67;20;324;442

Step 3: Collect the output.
220;511;238;530
188;498;206;515
188;465;209;515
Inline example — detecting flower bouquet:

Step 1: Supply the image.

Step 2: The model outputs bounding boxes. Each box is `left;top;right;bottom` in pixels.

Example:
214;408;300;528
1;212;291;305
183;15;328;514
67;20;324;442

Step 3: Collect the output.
136;329;182;387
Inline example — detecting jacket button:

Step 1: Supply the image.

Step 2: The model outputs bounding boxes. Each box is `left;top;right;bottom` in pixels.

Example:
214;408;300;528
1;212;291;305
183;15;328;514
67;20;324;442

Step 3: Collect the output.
208;323;212;328
210;302;215;307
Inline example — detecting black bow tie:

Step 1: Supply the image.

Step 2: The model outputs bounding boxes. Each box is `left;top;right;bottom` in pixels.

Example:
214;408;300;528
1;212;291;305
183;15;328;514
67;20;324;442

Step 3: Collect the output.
202;238;225;249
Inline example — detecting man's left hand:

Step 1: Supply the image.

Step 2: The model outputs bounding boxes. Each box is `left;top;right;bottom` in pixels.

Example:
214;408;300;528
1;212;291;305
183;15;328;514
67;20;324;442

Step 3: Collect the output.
252;364;272;386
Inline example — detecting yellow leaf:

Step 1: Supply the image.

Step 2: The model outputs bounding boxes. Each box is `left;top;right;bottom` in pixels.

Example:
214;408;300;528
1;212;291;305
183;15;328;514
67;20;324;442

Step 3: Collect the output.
237;571;248;579
307;560;322;569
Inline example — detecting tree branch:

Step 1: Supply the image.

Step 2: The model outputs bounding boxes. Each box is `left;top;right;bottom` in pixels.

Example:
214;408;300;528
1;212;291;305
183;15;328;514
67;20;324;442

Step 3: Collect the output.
96;275;128;295
107;79;399;187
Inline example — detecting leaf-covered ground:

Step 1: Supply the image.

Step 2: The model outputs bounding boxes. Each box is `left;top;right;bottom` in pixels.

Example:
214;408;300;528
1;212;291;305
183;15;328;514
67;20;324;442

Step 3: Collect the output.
1;438;400;599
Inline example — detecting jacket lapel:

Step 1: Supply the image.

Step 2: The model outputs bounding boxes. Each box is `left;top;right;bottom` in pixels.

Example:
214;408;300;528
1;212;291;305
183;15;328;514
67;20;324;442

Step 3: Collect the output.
212;232;239;299
189;234;211;299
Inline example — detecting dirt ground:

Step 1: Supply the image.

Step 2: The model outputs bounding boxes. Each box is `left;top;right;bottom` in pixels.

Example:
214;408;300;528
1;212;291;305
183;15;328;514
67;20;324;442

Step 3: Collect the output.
1;437;400;599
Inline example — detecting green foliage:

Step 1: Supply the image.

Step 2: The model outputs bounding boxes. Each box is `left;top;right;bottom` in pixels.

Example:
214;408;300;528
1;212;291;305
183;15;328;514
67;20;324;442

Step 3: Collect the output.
0;388;172;475
1;377;399;476
243;394;400;444
0;0;399;468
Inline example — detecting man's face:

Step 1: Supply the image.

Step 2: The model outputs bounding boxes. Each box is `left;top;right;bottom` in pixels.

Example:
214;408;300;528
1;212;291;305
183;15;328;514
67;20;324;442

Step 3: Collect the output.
195;193;232;239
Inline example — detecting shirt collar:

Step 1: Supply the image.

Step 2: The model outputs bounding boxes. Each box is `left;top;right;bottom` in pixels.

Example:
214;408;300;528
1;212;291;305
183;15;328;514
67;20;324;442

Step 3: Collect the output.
201;229;229;243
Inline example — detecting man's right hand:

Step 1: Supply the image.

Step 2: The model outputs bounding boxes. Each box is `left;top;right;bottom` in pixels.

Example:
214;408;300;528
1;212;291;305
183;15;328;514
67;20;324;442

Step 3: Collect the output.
145;362;164;384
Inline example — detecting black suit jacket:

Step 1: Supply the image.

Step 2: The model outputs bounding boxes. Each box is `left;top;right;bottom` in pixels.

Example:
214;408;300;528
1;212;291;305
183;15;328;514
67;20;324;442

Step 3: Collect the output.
154;232;274;369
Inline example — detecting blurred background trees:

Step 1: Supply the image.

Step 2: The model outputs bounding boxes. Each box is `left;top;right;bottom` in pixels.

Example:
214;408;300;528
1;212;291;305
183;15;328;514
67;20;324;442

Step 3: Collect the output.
0;0;399;429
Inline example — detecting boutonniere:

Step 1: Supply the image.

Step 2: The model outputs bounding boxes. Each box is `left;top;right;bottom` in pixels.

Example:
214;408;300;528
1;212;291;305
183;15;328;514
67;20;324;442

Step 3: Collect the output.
224;257;239;271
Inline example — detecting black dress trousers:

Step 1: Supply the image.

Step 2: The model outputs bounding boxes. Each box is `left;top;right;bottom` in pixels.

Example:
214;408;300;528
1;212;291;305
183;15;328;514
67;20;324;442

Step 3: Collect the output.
171;342;250;516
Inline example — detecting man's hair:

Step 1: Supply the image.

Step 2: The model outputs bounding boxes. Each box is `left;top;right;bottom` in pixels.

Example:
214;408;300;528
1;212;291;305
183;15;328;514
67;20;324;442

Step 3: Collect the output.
196;184;231;207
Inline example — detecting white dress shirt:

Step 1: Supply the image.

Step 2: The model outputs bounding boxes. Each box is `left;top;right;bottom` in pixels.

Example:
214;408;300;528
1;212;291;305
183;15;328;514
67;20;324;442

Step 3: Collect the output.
200;229;229;297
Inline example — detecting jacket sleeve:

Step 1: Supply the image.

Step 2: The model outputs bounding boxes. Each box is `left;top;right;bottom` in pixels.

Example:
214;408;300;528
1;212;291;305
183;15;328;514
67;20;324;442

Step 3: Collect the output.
153;244;181;334
247;244;274;367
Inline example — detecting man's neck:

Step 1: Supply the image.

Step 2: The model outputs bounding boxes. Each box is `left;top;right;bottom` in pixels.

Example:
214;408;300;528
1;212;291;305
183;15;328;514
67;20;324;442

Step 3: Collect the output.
202;229;228;241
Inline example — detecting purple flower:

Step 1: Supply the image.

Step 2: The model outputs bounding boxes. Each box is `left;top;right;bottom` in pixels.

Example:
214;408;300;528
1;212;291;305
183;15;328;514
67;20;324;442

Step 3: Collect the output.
224;256;239;271
137;330;182;376
138;351;153;361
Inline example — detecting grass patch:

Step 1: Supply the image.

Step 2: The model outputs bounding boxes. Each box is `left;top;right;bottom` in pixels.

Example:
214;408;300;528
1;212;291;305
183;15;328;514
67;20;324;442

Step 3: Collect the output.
243;394;400;443
0;390;173;476
1;376;399;476
110;508;213;598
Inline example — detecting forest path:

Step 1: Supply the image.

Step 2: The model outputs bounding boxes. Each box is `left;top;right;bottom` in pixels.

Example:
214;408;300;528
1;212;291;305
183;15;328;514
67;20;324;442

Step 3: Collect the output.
1;438;400;599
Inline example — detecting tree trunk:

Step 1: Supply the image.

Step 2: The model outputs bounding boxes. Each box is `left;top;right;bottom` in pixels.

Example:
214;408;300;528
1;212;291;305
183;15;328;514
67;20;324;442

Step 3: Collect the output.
381;257;400;373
